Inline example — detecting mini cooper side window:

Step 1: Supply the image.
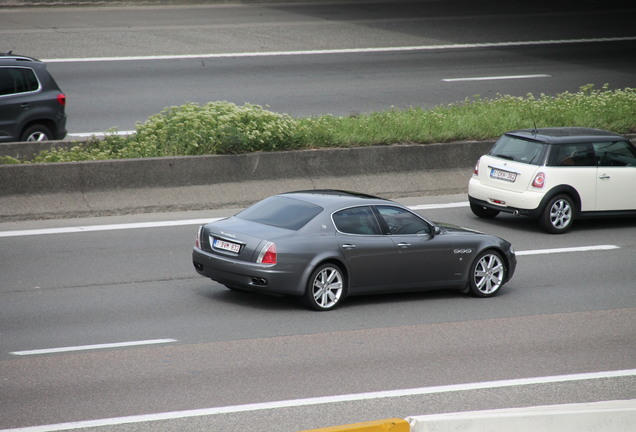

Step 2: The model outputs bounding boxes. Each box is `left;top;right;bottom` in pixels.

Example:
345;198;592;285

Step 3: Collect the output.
333;206;381;235
550;143;596;167
594;141;636;167
376;206;431;235
0;67;40;96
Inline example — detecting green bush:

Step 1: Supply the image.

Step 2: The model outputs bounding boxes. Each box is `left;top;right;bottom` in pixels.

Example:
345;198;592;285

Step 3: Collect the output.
4;85;635;164
133;102;300;156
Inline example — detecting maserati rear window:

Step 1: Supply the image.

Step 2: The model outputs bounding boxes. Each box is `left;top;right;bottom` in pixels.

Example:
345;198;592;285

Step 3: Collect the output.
489;135;547;166
237;196;323;230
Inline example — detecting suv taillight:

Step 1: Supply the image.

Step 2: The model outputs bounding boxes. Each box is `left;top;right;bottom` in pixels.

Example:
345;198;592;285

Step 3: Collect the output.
532;172;545;188
57;93;66;106
195;226;203;249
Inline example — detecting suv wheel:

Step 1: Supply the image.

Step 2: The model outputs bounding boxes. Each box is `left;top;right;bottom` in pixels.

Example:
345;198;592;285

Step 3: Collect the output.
540;194;574;234
21;124;52;142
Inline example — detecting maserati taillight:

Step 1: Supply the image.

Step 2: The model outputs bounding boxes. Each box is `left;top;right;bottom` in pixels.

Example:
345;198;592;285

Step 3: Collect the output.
257;242;277;264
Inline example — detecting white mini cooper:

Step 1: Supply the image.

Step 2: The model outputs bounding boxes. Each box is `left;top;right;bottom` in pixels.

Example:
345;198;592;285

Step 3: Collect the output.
468;127;636;233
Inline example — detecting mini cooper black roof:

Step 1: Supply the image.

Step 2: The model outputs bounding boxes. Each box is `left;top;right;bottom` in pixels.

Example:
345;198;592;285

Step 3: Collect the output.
505;127;627;145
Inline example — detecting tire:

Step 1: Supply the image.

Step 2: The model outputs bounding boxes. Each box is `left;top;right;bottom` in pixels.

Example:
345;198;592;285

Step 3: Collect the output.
539;194;574;234
470;202;500;219
467;251;506;297
304;264;345;311
21;124;53;142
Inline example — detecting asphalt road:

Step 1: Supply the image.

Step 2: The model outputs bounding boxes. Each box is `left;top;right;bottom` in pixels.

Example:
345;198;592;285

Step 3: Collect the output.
1;195;635;431
1;1;635;135
1;2;635;431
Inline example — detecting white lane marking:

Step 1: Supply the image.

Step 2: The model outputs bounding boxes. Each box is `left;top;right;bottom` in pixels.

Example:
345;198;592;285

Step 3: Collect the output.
68;130;135;138
10;339;178;356
0;219;222;238
0;203;468;237
443;74;551;82
42;36;636;63
0;202;471;237
516;245;620;256
409;202;469;210
3;369;635;432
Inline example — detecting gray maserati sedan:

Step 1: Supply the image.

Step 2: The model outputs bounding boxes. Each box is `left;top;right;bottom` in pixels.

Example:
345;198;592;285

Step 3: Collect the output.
193;190;516;311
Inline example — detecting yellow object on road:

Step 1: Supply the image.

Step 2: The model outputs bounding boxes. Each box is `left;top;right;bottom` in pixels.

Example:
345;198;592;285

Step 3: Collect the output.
299;418;410;432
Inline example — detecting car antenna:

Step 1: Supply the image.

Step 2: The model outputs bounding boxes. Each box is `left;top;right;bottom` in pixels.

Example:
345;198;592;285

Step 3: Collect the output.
526;102;539;136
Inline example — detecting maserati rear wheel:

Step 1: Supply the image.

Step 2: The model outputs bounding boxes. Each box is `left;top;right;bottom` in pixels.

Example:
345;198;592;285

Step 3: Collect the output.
304;264;345;311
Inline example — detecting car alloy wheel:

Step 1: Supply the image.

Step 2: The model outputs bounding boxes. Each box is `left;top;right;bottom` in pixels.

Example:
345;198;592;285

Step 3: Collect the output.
468;251;505;297
541;194;574;234
21;124;52;142
305;264;344;311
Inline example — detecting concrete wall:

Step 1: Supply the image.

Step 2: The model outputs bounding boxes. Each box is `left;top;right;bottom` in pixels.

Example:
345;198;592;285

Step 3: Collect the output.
0;140;492;220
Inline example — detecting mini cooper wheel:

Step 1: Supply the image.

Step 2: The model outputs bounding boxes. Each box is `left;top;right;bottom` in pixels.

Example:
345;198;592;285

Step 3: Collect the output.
540;194;574;234
21;124;52;142
470;202;500;219
468;251;505;297
305;264;345;311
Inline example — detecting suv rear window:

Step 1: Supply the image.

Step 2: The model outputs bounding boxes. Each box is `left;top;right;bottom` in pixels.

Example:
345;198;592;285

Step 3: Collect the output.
489;135;546;166
237;196;323;230
0;67;40;96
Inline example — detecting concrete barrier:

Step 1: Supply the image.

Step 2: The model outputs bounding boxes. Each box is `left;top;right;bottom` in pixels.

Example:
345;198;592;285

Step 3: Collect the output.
299;400;636;432
0;140;493;220
406;399;636;432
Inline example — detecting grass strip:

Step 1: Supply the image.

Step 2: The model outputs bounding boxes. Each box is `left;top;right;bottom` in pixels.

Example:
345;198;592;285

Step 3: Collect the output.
2;84;634;164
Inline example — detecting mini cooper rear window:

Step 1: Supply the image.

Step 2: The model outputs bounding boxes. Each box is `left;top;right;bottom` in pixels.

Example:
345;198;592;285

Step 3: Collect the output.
489;135;546;166
237;196;323;230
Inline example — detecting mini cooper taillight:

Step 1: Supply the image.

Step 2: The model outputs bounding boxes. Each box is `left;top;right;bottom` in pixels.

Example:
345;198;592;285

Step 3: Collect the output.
473;158;480;175
57;93;66;106
532;172;546;188
257;242;277;264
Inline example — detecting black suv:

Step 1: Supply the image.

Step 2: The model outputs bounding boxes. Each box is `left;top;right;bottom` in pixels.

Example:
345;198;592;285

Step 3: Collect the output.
0;52;67;142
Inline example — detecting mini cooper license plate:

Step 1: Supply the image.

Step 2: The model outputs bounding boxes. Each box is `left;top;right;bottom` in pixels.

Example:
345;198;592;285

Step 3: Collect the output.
490;168;517;182
213;238;241;253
